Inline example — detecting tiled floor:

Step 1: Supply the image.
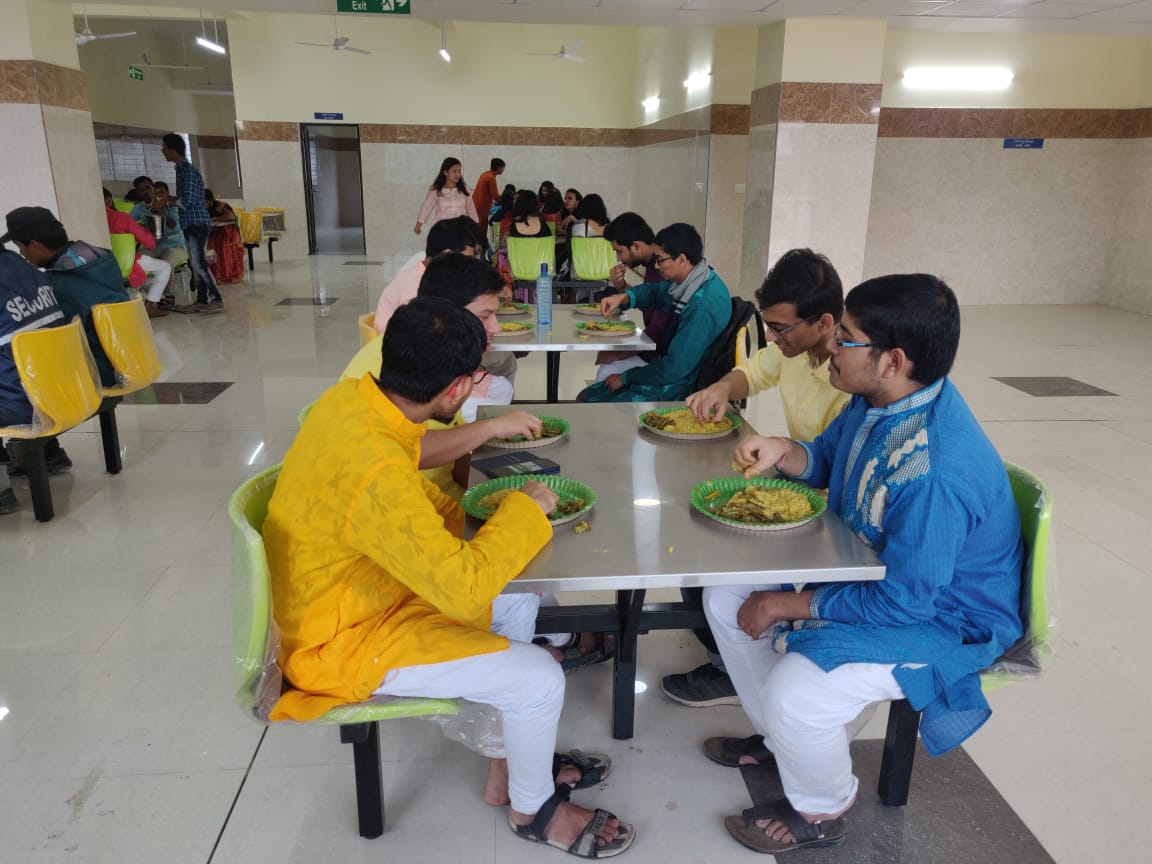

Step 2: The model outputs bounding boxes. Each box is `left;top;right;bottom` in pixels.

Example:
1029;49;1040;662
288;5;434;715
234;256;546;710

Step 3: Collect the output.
3;255;1151;863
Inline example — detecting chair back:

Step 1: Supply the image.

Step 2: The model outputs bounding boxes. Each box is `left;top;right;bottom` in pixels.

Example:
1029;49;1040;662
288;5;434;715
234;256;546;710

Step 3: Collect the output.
982;462;1054;689
358;313;377;347
2;318;103;439
506;236;556;282
112;199;135;214
228;464;284;717
109;233;137;280
297;401;315;428
570;237;615;280
236;211;263;244
91;296;162;396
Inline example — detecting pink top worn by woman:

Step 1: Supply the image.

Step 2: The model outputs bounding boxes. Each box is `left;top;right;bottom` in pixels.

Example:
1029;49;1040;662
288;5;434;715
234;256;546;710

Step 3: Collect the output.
416;188;477;230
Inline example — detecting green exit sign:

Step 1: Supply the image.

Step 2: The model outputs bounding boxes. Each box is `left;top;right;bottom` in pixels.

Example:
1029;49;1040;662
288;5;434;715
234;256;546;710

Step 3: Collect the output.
128;65;144;80
336;0;410;13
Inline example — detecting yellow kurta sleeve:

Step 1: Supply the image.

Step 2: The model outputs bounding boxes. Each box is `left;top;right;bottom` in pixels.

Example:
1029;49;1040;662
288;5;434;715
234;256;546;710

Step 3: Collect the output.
737;345;784;397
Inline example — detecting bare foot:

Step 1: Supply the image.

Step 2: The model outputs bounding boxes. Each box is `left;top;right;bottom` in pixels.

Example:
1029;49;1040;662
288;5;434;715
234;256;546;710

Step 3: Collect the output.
753;802;851;842
483;758;510;806
511;801;624;849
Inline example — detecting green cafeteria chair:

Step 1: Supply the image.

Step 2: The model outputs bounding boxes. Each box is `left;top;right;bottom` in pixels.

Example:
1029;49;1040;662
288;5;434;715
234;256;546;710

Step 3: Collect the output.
109;233;137;282
878;461;1054;805
506;236;555;304
563;236;616;303
229;464;459;838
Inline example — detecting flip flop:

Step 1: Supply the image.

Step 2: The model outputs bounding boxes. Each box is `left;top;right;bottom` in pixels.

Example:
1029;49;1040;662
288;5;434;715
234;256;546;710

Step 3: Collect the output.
723;798;846;854
554;750;611;789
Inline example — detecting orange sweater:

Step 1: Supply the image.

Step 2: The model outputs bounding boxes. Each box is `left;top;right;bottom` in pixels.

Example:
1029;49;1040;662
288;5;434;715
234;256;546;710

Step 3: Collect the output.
265;375;552;721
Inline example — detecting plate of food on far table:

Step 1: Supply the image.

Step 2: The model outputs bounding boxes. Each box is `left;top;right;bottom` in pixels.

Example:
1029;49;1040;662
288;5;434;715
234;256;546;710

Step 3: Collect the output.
572;304;622;317
574;320;638;337
691;477;826;531
638;406;743;441
496;321;535;336
496;302;530;316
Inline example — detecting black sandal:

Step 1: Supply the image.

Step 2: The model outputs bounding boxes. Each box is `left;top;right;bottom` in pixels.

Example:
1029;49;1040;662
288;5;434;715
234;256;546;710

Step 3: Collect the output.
724;798;846;854
554;750;611;789
558;632;616;673
702;735;777;769
509;785;637;859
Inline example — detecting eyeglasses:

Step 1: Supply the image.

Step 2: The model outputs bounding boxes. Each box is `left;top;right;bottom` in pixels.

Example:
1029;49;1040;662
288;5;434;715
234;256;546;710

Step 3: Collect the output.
472;369;490;385
653;254;676;266
761;314;815;338
833;325;879;349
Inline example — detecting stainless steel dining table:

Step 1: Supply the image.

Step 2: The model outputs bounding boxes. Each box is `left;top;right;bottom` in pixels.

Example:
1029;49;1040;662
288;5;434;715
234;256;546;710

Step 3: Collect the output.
490;305;657;402
472;402;884;739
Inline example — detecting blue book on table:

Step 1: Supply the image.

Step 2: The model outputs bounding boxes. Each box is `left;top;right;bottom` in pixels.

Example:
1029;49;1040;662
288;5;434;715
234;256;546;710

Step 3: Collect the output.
472;451;561;478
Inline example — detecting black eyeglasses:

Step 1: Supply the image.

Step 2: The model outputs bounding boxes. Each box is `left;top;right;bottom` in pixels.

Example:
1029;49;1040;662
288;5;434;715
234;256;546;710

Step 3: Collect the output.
653;254;676;266
833;324;879;349
472;369;490;385
762;314;816;338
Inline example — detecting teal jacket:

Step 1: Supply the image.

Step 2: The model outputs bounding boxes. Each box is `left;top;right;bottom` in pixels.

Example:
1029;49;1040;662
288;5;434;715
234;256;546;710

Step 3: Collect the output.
583;268;730;403
46;246;131;387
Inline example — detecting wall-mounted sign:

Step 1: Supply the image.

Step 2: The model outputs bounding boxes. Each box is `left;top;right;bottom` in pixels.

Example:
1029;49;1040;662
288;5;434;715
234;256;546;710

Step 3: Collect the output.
1003;138;1044;149
336;0;410;13
128;66;144;80
314;112;345;120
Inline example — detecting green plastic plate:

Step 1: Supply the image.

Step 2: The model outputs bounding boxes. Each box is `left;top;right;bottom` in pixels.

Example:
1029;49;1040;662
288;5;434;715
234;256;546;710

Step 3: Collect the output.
639;406;743;441
463;474;596;526
691;477;826;531
485;415;571;450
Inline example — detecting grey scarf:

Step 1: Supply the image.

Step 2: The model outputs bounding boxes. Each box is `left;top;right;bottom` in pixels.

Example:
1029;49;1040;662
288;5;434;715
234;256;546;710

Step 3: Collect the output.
668;257;711;314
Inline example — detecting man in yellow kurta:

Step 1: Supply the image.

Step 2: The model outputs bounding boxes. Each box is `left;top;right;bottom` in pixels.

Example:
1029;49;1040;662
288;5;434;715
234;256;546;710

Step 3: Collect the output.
662;249;850;709
266;296;635;857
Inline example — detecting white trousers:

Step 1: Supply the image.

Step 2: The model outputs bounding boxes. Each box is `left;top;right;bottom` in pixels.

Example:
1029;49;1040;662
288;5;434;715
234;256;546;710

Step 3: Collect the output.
138;254;172;302
594;355;647;382
373;593;564;814
704;584;905;815
462;374;514;423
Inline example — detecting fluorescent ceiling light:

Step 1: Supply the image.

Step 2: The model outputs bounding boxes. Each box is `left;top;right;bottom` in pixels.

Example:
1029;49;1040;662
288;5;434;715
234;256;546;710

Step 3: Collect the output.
903;67;1013;91
683;71;711;92
196;36;225;54
641;96;660;110
439;17;450;63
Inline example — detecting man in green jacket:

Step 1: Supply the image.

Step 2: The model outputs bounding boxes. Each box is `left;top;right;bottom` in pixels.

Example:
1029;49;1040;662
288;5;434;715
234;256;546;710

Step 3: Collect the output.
578;223;730;403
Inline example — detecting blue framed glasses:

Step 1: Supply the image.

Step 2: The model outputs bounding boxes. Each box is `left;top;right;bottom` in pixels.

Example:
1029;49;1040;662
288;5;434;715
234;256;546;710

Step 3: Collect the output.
833;325;878;349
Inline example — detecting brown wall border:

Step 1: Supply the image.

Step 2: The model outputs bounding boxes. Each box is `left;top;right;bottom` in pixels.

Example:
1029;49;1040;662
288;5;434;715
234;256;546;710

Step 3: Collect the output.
236;121;299;142
196;135;236;150
780;82;882;124
0;60;89;111
878;107;1152;139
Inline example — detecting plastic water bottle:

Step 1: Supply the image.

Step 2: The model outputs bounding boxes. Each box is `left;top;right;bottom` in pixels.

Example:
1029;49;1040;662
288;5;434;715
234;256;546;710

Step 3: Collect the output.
536;263;553;330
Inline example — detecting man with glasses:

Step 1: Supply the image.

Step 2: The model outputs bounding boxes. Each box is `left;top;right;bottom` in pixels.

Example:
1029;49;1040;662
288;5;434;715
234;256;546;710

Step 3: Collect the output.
661;249;851;709
702;275;1024;854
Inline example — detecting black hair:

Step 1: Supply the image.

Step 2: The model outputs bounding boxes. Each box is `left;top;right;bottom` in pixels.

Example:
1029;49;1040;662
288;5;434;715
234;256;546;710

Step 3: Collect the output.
102;187;113;201
512;189;541;225
153;181;169;192
162;133;186;156
491;158;506;171
498;186;516;212
603;212;655;247
537;181;555;202
417;251;503;307
449;215;488;252
430;157;469;195
755;249;843;322
574;193;608;226
132;175;152;188
654;223;703;265
124;189;143;203
204;188;216;203
541;189;563;216
378;297;487;403
844;274;961;385
424;218;472;258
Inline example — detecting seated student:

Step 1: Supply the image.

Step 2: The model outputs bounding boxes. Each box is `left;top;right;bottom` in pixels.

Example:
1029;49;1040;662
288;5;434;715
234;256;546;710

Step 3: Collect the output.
578;223;729;403
703;275;1024;855
600;213;672;364
491;184;516;228
508;190;551;238
132;180;188;292
3;207;130;389
566;194;609;239
661;249;851;709
205;189;245;284
265;296;636;858
103;188;170;318
540;189;564;230
558;188;582;235
0;249;68;513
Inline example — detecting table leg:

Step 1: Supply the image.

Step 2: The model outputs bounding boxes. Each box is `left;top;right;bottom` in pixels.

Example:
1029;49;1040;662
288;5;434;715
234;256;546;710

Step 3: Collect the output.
546;353;560;403
611;589;646;740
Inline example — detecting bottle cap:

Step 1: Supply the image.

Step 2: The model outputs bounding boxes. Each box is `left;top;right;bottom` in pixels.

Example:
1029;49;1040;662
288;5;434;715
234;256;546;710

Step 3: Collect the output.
540;263;548;275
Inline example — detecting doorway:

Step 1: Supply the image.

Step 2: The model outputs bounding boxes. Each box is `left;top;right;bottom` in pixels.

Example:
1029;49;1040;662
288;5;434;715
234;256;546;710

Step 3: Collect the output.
300;124;366;255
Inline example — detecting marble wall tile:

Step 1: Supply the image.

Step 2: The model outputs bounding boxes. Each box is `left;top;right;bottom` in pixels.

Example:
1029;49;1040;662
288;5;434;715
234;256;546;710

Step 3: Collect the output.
236;122;299;142
710;104;750;135
863;138;1131;305
704;134;749;291
41;107;106;246
780;82;833;124
236;139;309;256
34;62;88;112
197;135;236;150
630;136;709;237
829;83;882;124
750;84;781;128
1101;139;1152;315
739;123;778;298
0;60;38;104
0;103;56;213
878;107;1149;140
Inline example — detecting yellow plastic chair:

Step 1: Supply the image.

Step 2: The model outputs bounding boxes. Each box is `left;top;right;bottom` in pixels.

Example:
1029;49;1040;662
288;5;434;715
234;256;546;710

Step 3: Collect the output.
112;199;134;214
109;233;137;281
358;313;377;347
229;465;458;838
878;461;1054;806
0;319;103;521
90;296;162;474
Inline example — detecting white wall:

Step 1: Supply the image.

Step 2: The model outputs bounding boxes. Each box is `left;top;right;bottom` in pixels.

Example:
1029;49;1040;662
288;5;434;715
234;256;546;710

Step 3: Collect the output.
1102;140;1152;315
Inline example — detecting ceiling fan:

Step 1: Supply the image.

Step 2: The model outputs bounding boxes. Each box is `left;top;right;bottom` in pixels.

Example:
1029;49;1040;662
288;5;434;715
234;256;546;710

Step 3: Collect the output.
523;41;584;62
75;14;136;46
297;18;371;55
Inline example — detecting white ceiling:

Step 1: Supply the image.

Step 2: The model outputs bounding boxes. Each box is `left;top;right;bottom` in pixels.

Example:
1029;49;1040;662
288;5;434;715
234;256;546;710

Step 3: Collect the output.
78;0;1152;33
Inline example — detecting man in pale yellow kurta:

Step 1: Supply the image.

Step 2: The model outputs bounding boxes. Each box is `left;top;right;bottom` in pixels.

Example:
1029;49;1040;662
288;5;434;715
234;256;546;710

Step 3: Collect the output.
267;296;635;856
664;248;850;709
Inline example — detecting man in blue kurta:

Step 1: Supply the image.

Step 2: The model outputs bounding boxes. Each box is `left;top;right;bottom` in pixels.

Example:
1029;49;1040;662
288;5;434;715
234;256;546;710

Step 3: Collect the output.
577;222;729;403
702;274;1024;855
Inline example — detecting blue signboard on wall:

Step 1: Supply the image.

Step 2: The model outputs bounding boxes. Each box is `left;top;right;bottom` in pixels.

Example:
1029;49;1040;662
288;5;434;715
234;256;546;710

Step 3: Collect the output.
1003;138;1044;149
314;112;344;120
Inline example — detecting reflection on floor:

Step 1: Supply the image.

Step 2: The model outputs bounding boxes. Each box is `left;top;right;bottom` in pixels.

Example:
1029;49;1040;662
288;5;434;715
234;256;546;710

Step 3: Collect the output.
123;381;235;405
2;255;1151;863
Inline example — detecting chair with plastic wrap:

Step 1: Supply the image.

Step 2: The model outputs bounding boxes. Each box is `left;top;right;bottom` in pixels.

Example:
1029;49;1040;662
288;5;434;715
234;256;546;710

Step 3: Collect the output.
357;313;377;347
877;461;1053;806
229;465;460;839
90;296;162;475
109;233;137;283
561;236;615;303
506;236;555;304
0;319;103;522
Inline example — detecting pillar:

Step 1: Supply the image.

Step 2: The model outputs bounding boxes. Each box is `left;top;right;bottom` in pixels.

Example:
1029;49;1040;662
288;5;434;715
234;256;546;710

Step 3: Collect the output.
739;19;886;297
0;0;107;247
